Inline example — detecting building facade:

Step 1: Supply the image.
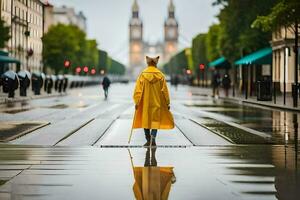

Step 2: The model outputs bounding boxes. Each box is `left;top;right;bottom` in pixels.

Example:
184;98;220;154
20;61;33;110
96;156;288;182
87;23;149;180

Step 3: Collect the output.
272;26;300;92
44;5;87;32
129;0;178;78
1;0;45;72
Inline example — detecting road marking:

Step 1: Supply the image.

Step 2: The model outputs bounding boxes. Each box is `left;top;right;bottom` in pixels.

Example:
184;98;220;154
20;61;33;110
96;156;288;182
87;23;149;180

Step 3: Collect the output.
54;118;95;146
91;119;117;146
99;145;189;148
175;123;196;146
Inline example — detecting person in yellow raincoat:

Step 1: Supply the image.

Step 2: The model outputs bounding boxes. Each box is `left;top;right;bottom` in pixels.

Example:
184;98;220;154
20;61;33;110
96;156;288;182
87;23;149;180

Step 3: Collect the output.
133;56;174;146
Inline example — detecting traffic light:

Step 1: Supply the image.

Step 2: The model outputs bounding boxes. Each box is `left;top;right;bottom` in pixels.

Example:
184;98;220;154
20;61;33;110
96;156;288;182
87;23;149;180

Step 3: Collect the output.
83;66;89;73
91;68;96;75
76;67;81;74
64;60;71;68
199;64;205;70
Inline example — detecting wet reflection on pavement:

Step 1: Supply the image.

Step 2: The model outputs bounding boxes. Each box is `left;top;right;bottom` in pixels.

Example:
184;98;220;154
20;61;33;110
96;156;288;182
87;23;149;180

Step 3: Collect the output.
0;144;299;200
185;100;300;145
130;148;175;200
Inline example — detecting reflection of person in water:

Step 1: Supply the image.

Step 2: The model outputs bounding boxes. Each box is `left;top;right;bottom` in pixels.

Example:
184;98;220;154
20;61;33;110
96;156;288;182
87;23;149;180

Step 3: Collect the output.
132;148;176;200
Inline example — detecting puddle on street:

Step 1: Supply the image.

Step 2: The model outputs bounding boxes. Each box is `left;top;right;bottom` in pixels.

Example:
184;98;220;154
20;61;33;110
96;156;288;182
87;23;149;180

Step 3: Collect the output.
0;103;89;114
0;101;33;114
0;122;49;142
0;145;299;200
187;101;300;145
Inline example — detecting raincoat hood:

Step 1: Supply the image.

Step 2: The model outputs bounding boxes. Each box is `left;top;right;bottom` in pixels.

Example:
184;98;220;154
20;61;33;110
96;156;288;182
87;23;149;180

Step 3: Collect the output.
141;66;164;84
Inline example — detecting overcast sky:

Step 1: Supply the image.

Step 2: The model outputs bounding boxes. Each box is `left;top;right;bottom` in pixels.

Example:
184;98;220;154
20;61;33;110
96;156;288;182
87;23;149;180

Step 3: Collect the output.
49;0;220;65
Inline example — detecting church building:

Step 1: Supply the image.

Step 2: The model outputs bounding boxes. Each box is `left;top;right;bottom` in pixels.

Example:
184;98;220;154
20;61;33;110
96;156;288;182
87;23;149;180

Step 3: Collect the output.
129;0;179;78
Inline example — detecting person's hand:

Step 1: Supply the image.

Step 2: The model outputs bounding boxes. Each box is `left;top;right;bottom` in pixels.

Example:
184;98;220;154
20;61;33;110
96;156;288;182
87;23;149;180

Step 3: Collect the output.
135;105;138;110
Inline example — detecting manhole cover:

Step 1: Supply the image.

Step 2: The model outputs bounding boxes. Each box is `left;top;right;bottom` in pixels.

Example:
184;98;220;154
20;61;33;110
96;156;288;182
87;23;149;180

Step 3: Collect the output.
0;121;49;142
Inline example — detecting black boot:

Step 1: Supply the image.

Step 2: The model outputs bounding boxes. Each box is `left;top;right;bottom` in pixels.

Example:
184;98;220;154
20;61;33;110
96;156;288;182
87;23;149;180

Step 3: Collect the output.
150;147;157;166
143;140;151;147
143;130;151;147
150;136;156;147
144;148;150;166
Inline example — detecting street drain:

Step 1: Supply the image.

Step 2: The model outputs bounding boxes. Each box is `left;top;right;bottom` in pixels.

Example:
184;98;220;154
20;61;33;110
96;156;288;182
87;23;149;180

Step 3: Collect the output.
99;145;188;148
0;121;50;142
192;118;276;145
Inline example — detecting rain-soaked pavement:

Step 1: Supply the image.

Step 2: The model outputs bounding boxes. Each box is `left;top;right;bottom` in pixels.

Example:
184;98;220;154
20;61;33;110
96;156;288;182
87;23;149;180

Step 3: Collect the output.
0;83;299;200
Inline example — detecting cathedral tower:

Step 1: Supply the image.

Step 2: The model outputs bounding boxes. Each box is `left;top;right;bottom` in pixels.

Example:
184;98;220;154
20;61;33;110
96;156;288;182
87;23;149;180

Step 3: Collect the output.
129;0;144;77
164;0;179;62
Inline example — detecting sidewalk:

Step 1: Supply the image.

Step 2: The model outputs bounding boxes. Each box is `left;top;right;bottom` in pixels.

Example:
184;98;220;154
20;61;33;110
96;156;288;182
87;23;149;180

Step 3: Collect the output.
0;89;66;104
189;86;300;112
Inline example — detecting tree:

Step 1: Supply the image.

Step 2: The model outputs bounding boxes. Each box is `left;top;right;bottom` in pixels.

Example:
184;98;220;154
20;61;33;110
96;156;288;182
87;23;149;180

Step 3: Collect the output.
167;49;189;75
108;58;126;75
43;24;80;74
252;0;300;106
191;34;209;85
214;0;276;62
42;24;99;74
0;18;10;49
85;40;99;70
192;33;208;73
206;24;221;61
162;62;170;74
252;0;300;32
98;50;108;72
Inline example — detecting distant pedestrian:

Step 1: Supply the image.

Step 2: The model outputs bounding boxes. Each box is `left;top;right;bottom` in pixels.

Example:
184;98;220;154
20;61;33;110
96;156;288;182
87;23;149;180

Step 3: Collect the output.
173;75;179;91
132;56;174;147
63;75;68;93
212;70;221;98
222;73;231;97
102;76;111;99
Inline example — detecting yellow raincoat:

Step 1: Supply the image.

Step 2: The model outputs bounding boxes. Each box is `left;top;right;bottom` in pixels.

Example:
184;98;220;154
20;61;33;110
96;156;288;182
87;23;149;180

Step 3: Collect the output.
133;167;175;200
133;66;174;130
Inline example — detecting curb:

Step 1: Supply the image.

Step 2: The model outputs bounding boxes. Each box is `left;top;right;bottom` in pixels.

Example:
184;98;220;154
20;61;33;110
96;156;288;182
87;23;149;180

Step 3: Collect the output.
0;93;67;104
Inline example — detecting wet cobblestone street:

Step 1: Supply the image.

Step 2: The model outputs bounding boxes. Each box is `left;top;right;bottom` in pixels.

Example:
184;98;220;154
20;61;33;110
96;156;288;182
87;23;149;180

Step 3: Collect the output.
0;84;299;200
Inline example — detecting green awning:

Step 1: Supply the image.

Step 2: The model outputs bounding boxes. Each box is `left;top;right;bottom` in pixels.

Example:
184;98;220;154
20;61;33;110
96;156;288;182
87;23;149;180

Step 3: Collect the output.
0;55;20;64
208;57;230;69
235;47;272;65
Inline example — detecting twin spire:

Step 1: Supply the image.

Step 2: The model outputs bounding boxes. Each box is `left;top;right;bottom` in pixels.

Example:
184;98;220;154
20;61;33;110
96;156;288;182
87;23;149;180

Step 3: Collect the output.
169;0;175;13
132;0;175;13
132;0;139;12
